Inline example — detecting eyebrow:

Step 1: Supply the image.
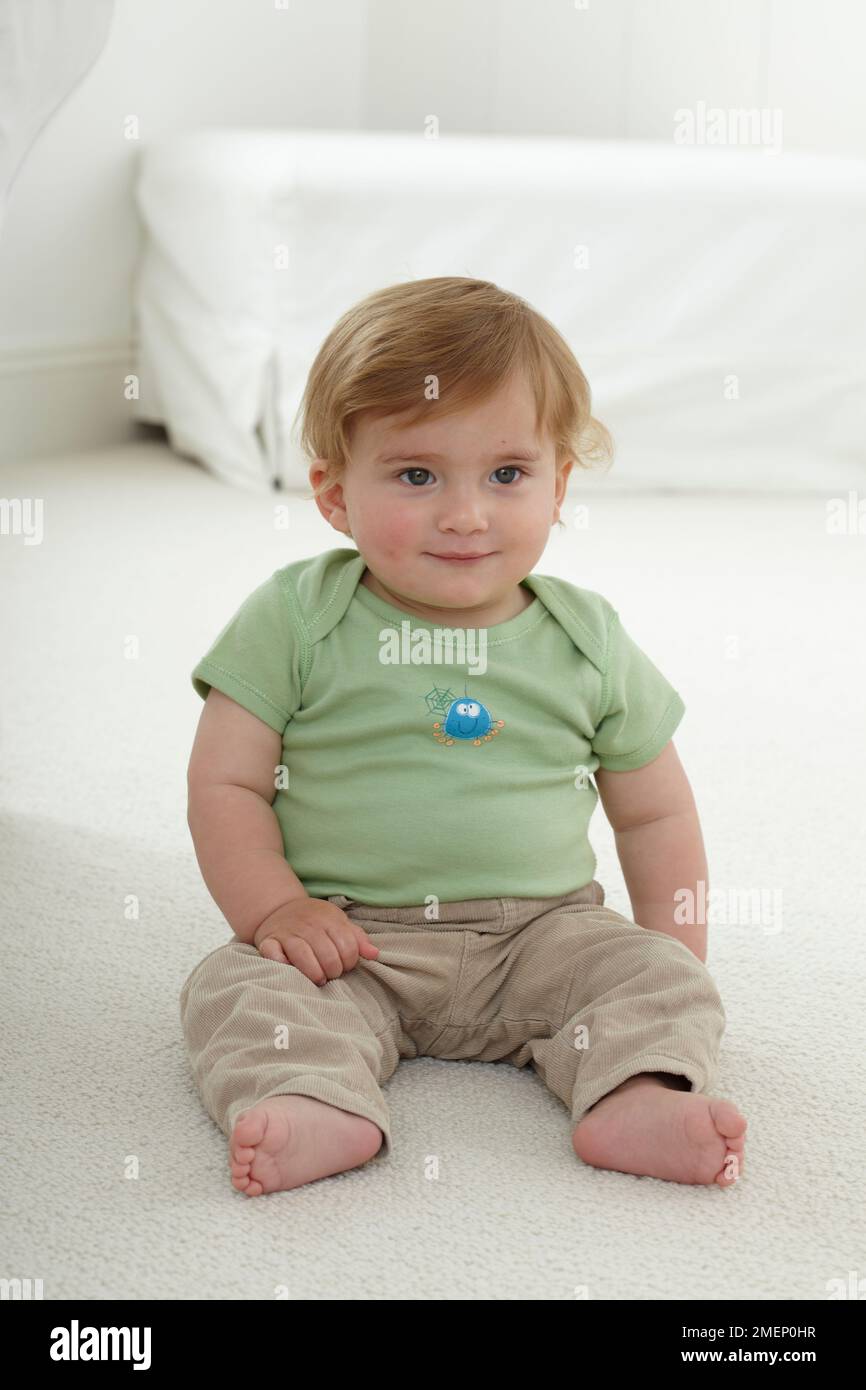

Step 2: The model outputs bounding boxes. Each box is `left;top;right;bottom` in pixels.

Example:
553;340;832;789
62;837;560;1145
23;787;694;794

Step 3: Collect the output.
375;448;542;466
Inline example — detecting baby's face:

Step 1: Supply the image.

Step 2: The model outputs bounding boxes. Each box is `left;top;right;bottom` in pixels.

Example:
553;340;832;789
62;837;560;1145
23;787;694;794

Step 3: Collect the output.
313;369;572;620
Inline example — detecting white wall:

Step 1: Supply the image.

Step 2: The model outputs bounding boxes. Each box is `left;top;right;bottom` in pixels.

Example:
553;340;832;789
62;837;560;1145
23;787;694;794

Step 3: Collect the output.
0;0;368;457
364;0;866;154
2;0;865;460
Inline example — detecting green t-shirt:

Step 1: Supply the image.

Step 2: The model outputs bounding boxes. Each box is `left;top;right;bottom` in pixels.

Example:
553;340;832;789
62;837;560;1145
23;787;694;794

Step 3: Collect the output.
191;547;685;907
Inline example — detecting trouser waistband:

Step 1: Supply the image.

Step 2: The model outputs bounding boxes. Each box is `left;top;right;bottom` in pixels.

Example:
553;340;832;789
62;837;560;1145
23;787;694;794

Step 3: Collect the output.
326;879;606;933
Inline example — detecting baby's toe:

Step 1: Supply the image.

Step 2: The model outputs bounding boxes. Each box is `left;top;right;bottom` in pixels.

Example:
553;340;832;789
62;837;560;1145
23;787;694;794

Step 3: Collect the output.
715;1141;746;1187
705;1099;747;1187
710;1097;747;1141
715;1155;743;1187
231;1107;268;1156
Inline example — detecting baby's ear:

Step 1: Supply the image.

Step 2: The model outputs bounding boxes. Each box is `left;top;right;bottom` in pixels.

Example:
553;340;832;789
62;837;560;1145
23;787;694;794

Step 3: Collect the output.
308;457;331;488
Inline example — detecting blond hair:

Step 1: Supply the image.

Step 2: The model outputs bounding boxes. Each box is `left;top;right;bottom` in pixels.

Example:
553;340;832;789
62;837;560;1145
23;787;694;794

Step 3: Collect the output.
292;276;613;506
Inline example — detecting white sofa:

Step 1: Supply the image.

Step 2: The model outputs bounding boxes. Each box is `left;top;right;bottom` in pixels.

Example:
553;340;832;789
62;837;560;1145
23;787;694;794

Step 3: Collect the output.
133;128;866;493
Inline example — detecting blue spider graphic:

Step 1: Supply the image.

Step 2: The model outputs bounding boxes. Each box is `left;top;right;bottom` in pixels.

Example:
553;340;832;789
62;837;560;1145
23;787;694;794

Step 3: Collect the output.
425;686;505;746
443;698;493;739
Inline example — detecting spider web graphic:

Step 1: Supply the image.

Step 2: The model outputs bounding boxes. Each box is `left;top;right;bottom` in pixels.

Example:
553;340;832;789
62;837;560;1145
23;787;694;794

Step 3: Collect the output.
422;686;459;717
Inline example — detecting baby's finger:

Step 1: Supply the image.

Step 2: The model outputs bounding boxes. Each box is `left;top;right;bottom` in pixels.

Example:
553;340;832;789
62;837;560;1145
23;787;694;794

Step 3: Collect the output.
325;919;377;971
346;921;380;954
257;936;289;964
281;936;331;987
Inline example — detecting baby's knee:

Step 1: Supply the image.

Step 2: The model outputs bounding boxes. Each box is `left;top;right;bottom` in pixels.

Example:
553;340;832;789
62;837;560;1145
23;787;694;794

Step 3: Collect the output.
645;932;726;1009
179;938;253;1011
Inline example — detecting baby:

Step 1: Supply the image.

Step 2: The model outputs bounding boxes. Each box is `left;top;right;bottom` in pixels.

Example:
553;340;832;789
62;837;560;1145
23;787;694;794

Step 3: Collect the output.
181;275;747;1196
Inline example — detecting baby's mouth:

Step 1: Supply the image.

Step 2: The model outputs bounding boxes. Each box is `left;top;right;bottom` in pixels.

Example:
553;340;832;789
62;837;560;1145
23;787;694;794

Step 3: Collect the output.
425;552;495;563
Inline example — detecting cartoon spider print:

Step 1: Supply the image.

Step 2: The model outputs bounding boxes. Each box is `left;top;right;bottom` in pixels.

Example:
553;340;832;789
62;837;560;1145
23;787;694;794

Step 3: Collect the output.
422;685;505;747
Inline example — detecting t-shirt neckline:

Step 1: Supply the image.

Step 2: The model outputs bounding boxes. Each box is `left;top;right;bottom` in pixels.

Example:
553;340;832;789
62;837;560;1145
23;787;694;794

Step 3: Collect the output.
352;570;545;638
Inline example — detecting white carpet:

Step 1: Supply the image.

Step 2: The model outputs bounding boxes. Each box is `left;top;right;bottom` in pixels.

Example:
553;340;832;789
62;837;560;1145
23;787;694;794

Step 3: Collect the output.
2;439;864;1300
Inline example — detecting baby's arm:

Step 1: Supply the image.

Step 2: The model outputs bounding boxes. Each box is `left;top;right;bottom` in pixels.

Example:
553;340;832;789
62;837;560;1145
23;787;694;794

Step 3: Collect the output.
187;687;309;945
594;740;709;963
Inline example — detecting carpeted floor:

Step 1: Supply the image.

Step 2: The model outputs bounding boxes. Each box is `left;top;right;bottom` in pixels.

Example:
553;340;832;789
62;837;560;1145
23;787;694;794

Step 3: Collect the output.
2;439;864;1300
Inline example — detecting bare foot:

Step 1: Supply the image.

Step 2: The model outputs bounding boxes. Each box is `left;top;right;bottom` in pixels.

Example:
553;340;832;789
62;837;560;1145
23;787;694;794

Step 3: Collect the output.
572;1073;747;1187
229;1094;384;1196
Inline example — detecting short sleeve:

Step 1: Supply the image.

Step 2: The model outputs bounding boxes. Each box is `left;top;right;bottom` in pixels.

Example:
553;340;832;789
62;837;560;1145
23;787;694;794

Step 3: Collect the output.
591;609;685;771
191;571;303;735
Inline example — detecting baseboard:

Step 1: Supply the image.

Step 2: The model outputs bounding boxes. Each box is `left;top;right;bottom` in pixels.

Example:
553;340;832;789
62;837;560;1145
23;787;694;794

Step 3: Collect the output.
0;339;141;463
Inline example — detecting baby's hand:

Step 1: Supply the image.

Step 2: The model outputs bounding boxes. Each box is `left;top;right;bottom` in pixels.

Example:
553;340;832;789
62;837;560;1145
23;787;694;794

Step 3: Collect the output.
252;898;380;986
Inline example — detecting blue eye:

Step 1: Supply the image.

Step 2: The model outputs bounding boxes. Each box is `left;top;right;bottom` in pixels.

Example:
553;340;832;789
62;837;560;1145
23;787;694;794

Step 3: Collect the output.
397;464;525;486
397;466;524;486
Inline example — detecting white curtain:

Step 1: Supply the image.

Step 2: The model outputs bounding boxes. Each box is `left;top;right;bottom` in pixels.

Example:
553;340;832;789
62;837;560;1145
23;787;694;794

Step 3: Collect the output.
0;0;114;224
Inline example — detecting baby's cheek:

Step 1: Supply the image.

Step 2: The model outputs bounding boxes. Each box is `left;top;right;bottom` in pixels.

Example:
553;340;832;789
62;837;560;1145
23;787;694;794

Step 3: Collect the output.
378;508;426;553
